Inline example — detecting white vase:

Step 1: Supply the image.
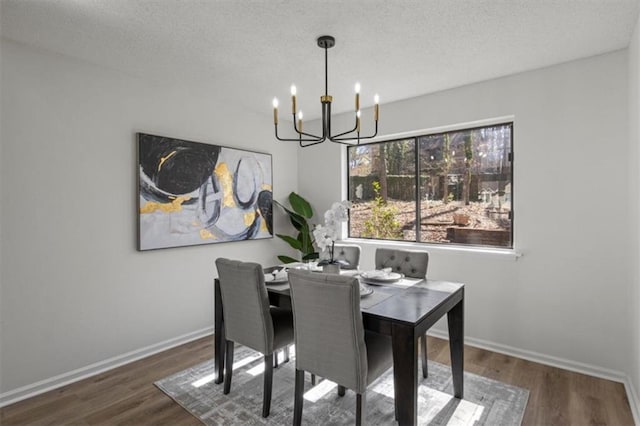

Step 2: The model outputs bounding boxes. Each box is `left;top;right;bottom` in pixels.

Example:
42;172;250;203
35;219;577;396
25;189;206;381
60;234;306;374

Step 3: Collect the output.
322;263;340;274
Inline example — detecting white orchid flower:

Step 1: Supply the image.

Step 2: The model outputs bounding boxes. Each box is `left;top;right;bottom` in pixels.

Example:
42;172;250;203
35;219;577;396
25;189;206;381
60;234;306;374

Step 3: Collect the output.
314;200;352;262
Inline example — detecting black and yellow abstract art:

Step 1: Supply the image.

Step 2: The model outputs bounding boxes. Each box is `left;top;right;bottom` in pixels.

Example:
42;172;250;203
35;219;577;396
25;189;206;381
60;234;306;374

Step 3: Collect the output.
137;133;273;250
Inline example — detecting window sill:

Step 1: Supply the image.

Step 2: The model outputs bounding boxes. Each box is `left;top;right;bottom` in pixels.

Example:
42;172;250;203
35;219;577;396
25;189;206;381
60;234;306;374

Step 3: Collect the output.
344;237;522;260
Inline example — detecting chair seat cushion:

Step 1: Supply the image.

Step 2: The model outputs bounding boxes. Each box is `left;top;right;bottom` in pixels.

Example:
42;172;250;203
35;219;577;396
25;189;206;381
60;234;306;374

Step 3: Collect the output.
270;306;294;351
364;330;393;385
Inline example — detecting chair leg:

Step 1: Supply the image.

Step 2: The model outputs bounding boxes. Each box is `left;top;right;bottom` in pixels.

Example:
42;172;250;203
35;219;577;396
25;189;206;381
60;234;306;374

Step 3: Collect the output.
356;392;366;426
223;340;234;394
294;369;305;426
311;373;316;385
262;354;274;417
421;334;428;379
284;345;290;363
338;385;346;397
274;351;279;368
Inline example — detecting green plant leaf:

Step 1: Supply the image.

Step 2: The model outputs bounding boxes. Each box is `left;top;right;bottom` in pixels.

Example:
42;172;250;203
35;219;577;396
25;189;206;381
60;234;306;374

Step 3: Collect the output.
278;255;299;264
302;252;319;261
288;211;308;231
298;231;314;254
275;200;308;231
273;196;316;264
276;234;302;250
289;192;313;218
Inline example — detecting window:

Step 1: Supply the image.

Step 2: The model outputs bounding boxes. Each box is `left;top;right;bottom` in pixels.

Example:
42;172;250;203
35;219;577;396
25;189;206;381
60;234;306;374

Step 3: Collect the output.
347;122;513;248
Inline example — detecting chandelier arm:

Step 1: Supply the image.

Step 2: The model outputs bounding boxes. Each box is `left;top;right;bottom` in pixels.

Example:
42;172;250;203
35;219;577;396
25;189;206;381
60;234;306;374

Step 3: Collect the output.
276;135;324;142
329;123;359;139
330;122;379;142
331;131;379;142
292;116;323;140
330;134;373;143
276;135;323;142
326;106;360;139
297;132;324;140
330;134;378;143
300;138;327;148
275;125;323;142
327;138;361;146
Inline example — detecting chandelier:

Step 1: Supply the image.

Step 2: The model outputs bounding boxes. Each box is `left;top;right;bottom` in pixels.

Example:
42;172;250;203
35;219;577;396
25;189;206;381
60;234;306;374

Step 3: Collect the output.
272;35;379;147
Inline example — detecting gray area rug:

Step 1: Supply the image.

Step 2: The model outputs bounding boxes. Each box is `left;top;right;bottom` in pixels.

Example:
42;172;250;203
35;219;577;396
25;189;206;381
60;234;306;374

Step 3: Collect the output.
155;345;528;425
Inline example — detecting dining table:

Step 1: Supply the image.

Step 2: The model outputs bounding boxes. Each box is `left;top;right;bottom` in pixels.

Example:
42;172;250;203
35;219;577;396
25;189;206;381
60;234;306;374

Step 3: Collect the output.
213;266;465;426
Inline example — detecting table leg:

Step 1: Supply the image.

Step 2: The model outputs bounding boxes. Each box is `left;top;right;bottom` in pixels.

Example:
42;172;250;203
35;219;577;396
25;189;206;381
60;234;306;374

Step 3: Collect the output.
392;323;417;426
447;295;464;398
214;279;225;384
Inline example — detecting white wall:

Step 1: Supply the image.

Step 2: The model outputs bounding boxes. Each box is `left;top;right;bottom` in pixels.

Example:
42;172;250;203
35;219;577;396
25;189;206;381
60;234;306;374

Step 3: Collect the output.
629;12;640;417
299;51;632;377
0;40;298;397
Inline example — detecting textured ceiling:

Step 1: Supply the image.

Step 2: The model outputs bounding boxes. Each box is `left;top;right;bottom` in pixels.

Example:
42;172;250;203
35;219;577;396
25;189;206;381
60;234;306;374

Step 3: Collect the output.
1;0;639;120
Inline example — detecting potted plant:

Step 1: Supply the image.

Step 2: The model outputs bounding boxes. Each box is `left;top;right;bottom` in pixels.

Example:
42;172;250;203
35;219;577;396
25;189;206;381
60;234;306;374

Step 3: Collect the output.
274;192;318;264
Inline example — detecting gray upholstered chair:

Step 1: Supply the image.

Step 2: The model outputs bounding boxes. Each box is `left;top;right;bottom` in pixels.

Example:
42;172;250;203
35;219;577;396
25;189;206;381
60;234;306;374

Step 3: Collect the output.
375;248;430;379
288;270;393;426
319;243;361;270
215;258;294;418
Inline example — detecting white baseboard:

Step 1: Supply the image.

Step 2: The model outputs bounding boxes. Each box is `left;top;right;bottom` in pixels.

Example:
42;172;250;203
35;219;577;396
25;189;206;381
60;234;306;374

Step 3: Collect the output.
428;329;640;425
0;327;214;408
624;376;640;426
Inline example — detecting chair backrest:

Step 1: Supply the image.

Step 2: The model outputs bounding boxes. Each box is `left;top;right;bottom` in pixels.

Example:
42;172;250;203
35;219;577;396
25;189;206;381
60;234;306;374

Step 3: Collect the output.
215;258;274;354
320;244;361;270
374;248;429;279
287;270;368;393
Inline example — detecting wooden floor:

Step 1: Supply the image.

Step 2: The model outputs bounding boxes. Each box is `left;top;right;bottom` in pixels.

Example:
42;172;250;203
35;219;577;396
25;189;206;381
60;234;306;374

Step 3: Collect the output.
1;335;635;425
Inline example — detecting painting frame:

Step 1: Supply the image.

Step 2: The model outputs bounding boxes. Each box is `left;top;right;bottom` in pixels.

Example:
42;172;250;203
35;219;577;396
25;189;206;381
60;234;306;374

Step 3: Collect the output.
137;133;273;251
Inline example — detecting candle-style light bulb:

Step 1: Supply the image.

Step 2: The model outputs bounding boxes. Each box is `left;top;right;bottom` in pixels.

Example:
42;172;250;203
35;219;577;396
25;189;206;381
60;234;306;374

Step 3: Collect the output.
272;97;279;125
374;94;380;121
291;84;297;114
355;82;361;111
297;111;303;133
354;82;361;94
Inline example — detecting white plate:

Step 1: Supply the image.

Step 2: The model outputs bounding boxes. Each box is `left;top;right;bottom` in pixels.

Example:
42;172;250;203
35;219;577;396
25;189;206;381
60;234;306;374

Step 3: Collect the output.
264;274;288;284
287;263;323;272
360;285;374;297
360;271;404;284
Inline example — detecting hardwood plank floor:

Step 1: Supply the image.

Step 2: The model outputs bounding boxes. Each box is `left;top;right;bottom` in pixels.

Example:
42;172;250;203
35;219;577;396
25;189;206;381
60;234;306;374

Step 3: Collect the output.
0;335;634;425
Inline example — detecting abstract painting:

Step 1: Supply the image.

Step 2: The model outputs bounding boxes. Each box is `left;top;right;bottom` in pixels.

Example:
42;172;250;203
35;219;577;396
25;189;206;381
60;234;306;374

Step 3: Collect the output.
137;133;273;250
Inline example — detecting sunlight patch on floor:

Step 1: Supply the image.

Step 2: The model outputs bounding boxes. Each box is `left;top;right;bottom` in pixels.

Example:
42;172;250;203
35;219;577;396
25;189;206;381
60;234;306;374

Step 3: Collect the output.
191;354;262;387
448;399;484;425
304;379;338;402
191;373;217;388
420;388;484;425
245;359;267;376
369;379;484;424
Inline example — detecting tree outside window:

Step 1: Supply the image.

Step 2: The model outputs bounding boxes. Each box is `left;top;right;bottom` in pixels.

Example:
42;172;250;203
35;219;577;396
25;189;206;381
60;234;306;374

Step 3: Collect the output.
348;123;513;248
